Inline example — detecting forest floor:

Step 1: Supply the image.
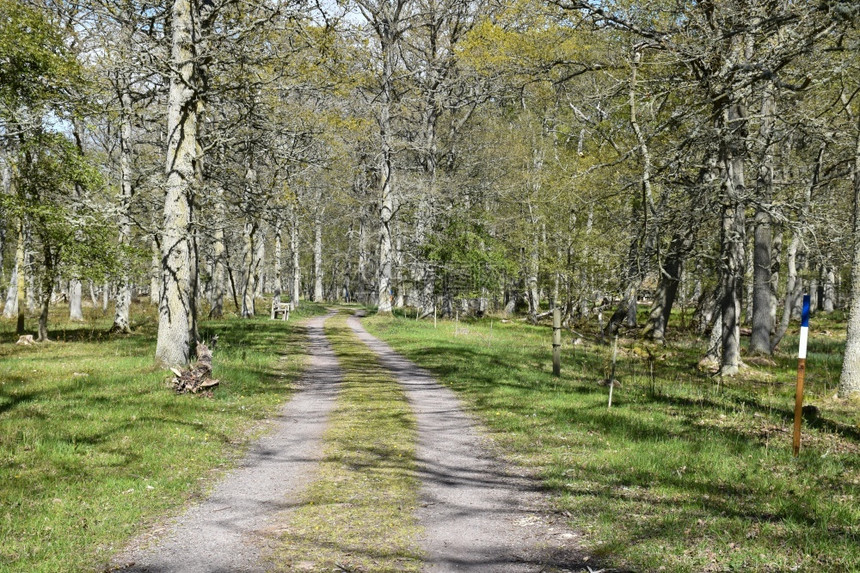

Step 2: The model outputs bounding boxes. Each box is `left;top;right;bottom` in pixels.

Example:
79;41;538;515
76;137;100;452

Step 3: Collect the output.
2;303;859;572
364;308;860;572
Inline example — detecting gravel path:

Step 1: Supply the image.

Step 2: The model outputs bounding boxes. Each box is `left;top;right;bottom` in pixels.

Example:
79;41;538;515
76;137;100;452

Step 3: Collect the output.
115;313;341;573
347;316;588;573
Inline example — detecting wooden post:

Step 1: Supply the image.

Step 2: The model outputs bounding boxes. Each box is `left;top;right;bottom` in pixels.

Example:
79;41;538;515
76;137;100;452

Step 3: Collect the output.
608;334;618;409
552;307;561;377
793;294;811;457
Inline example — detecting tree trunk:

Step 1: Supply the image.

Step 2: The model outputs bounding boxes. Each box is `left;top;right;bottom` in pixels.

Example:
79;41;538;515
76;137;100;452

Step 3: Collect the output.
69;280;84;321
290;205;301;306
253;229;265;300
839;120;860;397
16;221;26;335
150;235;160;304
273;221;283;302
36;246;55;342
718;100;747;377
823;263;836;313
3;263;17;318
241;220;257;318
772;145;821;351
313;213;323;302
644;231;689;342
208;197;225;318
357;207;368;304
112;86;134;333
155;0;199;367
376;28;396;314
750;83;775;354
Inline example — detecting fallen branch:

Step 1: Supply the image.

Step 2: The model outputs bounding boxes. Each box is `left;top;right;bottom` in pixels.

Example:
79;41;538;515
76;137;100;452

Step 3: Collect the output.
172;342;220;395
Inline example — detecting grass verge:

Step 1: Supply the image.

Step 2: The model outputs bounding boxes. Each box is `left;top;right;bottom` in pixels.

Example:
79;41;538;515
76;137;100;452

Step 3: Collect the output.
270;311;422;573
364;312;860;573
0;300;327;573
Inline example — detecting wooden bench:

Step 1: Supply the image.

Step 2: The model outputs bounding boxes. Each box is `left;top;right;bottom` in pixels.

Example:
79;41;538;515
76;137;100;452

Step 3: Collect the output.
271;300;294;321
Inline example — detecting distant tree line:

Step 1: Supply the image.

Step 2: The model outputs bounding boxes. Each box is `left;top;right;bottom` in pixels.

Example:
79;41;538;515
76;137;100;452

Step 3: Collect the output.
2;0;860;396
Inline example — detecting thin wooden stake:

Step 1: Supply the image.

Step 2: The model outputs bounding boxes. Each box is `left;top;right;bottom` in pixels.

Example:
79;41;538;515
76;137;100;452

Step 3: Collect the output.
434;306;437;329
552;308;561;377
793;294;811;457
608;334;618;409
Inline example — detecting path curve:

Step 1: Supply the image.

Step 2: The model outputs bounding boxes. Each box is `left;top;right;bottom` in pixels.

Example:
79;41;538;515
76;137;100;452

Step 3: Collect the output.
115;313;341;573
348;315;587;573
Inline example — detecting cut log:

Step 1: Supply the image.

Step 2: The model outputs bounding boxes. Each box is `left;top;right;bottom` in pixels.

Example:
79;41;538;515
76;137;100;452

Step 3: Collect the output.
16;335;36;345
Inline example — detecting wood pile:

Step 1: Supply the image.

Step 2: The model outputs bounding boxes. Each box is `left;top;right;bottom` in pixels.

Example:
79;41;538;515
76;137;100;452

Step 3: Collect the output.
172;341;220;395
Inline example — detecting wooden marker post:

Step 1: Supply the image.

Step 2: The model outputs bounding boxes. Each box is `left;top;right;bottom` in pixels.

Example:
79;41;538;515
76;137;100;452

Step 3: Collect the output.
793;294;811;457
552;308;561;377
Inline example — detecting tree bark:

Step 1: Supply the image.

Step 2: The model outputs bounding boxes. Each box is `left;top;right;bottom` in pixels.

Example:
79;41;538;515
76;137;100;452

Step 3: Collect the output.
750;83;776;354
208;190;225;318
718;100;747;377
3;263;17;318
16;221;26;335
839;118;860;397
69;280;83;321
357;205;368;304
150;235;159;304
36;245;55;342
273;221;283;301
374;8;398;315
823;263;836;312
290;204;301;306
241;220;257;318
155;0;199;367
644;231;690;342
112;85;134;333
313;213;324;302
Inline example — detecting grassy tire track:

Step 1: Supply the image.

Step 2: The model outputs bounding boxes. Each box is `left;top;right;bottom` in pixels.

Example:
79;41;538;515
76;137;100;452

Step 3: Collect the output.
270;312;422;573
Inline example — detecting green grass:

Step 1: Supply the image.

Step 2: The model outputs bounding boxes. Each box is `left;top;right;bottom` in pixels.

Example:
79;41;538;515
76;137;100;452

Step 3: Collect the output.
270;312;422;573
364;311;860;573
0;300;328;573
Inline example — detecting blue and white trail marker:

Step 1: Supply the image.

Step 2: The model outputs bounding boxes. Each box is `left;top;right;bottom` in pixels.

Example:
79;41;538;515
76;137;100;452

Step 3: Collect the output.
793;294;811;457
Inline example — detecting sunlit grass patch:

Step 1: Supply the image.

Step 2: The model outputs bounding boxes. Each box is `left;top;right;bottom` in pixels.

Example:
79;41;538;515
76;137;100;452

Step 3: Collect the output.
364;310;860;572
0;300;327;573
270;312;422;573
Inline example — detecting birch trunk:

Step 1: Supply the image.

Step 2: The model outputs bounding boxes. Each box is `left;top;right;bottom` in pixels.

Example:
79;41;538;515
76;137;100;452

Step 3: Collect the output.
155;0;198;367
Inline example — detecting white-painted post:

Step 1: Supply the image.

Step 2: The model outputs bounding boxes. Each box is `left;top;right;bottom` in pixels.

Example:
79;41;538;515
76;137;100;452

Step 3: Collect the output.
793;294;811;457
